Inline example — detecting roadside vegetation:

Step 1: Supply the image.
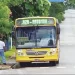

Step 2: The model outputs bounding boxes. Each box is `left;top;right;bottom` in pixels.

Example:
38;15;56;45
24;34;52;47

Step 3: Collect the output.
4;46;16;60
49;3;65;22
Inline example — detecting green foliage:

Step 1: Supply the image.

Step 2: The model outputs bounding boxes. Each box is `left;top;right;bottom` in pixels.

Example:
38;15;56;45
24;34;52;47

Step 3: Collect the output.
0;0;10;5
0;2;10;18
65;0;75;9
56;12;64;23
0;2;13;37
69;0;75;8
1;0;65;23
4;46;16;59
25;0;51;16
0;0;51;17
8;0;51;20
0;0;24;6
69;0;75;4
49;3;65;22
8;0;24;6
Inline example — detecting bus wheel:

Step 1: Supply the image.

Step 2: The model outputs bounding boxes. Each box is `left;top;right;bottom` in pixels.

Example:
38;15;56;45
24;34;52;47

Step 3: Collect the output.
19;62;30;67
50;61;56;66
56;60;59;64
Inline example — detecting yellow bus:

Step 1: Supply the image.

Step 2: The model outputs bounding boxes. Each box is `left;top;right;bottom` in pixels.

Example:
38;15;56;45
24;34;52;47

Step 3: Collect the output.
13;17;60;66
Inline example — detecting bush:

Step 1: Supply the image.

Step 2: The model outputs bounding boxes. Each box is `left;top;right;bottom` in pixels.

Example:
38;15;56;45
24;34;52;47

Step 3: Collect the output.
4;46;16;60
55;12;64;23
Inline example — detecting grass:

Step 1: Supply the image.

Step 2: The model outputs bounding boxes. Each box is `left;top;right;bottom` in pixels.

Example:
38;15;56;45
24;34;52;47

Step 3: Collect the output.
4;46;16;60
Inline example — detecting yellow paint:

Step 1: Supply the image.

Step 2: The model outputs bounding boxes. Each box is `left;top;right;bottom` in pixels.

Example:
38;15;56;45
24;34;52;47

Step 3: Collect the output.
16;48;59;62
15;17;59;63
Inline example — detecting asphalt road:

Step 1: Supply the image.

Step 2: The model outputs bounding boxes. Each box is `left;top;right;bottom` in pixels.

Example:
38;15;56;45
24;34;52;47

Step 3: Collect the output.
0;9;75;74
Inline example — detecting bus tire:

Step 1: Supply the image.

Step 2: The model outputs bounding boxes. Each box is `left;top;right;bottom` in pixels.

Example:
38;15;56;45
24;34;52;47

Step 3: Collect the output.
50;61;56;66
56;60;59;64
19;62;30;67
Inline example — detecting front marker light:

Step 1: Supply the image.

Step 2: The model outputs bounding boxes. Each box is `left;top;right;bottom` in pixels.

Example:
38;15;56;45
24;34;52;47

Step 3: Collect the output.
17;49;24;56
50;49;56;55
17;50;26;56
17;49;22;53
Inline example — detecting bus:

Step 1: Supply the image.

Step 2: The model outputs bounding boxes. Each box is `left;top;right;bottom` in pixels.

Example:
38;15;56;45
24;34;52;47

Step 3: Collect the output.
13;17;60;66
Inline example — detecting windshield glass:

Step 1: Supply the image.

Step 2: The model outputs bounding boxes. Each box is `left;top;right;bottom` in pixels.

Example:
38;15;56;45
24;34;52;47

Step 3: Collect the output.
16;26;56;48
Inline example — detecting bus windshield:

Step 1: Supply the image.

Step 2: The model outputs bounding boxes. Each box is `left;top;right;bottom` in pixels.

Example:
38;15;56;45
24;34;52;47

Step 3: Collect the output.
16;26;56;48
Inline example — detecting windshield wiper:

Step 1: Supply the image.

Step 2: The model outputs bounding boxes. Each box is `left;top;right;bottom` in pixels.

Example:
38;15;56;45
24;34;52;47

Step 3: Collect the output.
39;46;56;48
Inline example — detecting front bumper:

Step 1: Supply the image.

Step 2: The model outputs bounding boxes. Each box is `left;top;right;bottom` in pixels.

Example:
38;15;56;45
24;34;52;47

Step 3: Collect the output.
16;55;59;62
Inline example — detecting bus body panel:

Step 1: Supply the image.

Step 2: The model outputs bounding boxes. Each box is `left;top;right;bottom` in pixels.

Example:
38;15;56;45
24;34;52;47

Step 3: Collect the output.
16;48;59;62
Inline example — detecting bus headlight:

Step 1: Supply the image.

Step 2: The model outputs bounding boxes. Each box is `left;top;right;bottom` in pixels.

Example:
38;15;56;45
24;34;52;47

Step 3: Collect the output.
17;50;22;52
50;49;56;55
17;50;24;56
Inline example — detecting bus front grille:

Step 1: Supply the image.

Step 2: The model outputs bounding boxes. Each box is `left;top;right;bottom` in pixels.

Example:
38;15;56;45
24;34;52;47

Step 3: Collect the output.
26;51;47;55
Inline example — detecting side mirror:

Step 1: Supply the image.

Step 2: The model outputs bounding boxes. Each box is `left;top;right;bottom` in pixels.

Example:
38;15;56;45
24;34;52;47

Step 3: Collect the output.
57;28;60;34
11;31;15;39
57;24;60;34
11;26;16;38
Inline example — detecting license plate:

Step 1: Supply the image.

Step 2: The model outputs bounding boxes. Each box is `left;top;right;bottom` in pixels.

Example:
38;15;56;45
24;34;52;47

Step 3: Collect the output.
34;59;40;61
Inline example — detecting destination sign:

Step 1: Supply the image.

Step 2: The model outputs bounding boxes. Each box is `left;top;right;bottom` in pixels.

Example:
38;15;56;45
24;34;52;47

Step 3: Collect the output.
16;18;54;26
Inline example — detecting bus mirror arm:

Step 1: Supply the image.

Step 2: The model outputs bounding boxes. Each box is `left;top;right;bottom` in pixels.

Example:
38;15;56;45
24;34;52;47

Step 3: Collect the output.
57;28;60;34
11;31;15;39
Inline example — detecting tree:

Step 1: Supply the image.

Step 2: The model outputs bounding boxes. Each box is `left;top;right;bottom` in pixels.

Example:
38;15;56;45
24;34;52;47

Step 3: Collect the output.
49;3;65;22
0;2;13;40
0;0;24;6
65;0;75;9
23;0;51;16
7;0;51;20
1;0;65;23
7;0;64;22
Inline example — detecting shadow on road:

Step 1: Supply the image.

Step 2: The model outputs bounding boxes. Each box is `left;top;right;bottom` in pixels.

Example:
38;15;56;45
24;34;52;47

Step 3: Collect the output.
20;63;57;68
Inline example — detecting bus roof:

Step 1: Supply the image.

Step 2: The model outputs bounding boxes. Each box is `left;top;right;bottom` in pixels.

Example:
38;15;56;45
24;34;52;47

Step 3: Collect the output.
15;17;56;20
